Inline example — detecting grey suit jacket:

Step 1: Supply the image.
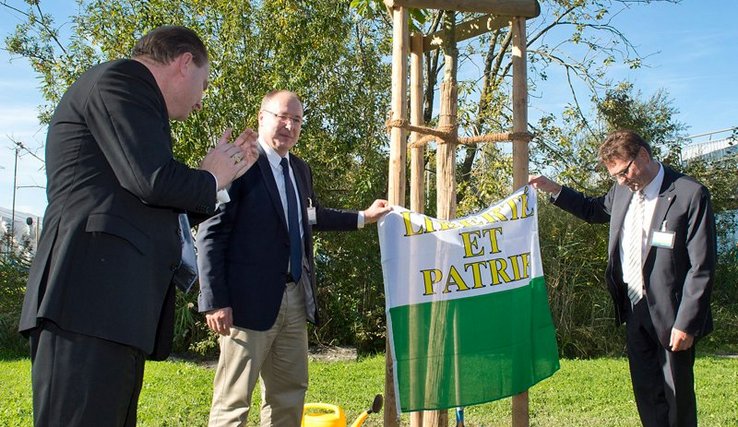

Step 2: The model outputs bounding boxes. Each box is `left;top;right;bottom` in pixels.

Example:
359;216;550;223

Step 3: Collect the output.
554;165;716;347
20;59;217;358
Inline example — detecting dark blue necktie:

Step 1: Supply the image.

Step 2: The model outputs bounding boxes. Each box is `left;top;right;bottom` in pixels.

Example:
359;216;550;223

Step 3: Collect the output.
280;157;302;282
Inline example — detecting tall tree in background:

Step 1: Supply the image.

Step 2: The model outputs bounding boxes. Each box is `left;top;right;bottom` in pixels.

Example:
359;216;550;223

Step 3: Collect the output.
3;0;392;353
537;82;738;356
352;0;682;214
6;0;733;356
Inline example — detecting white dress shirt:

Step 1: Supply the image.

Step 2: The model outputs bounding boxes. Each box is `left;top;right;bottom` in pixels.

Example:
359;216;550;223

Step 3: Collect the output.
619;162;664;277
259;139;305;238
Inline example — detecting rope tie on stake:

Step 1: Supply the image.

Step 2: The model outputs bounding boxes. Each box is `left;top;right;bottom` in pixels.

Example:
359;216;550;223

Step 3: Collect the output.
386;111;533;148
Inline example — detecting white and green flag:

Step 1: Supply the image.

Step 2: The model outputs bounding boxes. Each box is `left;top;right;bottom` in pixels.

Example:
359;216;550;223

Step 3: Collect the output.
378;185;559;412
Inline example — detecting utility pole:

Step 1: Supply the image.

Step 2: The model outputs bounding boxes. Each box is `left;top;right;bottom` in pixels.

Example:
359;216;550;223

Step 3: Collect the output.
10;143;19;251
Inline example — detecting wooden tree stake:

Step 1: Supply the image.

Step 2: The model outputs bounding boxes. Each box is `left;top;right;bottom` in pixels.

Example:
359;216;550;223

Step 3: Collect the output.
511;15;530;427
385;5;408;427
409;31;425;427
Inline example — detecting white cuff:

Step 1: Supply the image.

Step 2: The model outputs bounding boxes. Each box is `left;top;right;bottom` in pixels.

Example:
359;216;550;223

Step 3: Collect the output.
217;189;231;204
206;171;230;209
357;211;365;229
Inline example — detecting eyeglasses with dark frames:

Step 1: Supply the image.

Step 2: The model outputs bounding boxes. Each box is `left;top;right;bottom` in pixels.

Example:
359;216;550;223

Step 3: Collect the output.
610;158;635;181
262;110;303;126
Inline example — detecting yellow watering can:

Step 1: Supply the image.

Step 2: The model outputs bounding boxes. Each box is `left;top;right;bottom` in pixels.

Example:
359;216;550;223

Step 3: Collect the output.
302;394;383;427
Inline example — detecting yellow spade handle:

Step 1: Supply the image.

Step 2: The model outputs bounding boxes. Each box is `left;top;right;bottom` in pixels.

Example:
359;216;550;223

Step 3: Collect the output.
349;411;369;427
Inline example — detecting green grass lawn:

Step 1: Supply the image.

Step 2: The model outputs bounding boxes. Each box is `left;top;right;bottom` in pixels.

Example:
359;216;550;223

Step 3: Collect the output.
1;354;736;426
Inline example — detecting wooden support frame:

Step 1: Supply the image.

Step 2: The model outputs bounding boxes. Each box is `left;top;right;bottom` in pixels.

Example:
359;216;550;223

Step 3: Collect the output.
410;32;425;214
386;3;536;427
406;130;532;148
409;32;425;427
383;0;540;17
385;6;408;427
510;15;530;427
387;9;409;207
421;10;459;426
424;14;509;52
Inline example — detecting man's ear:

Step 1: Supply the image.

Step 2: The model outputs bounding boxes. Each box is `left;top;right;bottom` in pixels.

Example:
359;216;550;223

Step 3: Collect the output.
175;52;194;75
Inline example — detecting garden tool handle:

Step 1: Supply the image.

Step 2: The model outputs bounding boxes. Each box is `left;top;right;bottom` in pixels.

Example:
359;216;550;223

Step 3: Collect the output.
349;411;369;427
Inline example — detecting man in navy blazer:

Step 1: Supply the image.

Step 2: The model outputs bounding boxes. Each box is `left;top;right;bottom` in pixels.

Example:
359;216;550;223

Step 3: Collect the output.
530;130;715;427
197;90;390;426
19;26;259;427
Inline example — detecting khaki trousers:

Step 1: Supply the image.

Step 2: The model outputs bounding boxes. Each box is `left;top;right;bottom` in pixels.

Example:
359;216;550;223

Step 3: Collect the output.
208;282;308;427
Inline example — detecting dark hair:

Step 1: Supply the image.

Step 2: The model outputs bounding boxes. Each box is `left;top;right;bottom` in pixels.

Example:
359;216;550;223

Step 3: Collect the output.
598;129;652;164
132;25;208;67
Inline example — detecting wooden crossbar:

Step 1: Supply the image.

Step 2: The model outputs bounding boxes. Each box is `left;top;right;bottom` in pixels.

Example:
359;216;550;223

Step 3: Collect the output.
407;131;532;148
387;115;531;148
383;0;540;17
424;14;510;52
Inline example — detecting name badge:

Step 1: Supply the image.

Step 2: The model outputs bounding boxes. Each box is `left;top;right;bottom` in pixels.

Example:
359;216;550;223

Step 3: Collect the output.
307;198;317;225
651;230;675;249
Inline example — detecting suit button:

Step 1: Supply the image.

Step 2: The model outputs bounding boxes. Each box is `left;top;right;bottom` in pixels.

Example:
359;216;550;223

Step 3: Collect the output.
170;263;179;271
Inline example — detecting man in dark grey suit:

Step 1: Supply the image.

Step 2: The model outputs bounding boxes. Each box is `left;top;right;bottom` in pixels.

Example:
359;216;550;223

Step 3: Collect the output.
19;26;259;426
530;130;715;427
197;90;390;426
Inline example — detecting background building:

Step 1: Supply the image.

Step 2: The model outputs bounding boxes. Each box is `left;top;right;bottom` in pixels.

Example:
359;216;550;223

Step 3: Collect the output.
0;205;41;257
682;128;737;250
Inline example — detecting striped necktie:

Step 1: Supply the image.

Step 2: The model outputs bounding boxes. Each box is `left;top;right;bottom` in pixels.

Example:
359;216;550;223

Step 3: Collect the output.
623;190;645;305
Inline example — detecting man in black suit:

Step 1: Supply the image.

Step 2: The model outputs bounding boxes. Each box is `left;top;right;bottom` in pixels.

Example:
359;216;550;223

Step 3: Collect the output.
197;90;390;426
19;26;259;427
530;130;715;427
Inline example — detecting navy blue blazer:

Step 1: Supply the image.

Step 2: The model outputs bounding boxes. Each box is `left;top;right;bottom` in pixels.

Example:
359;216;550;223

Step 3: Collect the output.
554;165;715;347
196;147;359;330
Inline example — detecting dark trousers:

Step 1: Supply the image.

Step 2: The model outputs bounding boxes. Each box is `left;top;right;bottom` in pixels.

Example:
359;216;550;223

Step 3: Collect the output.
626;299;697;427
29;320;146;427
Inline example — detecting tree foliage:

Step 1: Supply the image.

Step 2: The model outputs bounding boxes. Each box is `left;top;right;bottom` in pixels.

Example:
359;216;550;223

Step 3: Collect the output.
352;0;683;215
0;235;33;357
4;0;391;354
535;82;738;357
4;0;736;357
347;1;736;356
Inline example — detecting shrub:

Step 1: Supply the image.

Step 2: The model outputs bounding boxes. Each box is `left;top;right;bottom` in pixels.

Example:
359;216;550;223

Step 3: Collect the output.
0;235;33;358
700;246;738;354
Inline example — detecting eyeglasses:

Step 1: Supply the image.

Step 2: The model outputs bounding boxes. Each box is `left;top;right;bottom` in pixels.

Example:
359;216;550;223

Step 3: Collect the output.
610;158;635;181
262;110;303;126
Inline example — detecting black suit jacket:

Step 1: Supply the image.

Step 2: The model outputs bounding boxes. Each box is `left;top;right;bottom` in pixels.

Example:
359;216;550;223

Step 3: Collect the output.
196;146;358;330
554;165;715;347
19;59;218;358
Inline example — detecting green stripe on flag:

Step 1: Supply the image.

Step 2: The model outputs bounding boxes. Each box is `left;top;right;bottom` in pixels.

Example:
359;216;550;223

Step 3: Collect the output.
389;276;559;412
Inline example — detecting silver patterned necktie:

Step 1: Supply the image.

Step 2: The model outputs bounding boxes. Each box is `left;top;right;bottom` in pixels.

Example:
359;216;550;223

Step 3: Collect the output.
623;190;645;305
